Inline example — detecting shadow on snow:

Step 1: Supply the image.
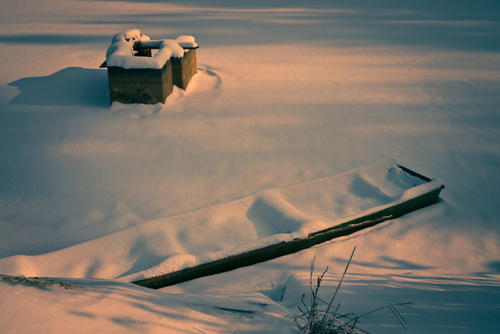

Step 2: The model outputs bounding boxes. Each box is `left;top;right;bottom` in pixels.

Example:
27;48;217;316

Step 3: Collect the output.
8;67;109;108
0;34;109;45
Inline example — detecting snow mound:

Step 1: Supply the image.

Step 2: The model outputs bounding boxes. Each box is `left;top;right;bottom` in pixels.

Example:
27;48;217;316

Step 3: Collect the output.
0;161;435;282
0;276;295;333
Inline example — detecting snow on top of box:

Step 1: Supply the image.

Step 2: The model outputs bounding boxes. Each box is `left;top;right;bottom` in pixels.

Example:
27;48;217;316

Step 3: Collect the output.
105;29;197;70
111;28;149;43
176;35;197;48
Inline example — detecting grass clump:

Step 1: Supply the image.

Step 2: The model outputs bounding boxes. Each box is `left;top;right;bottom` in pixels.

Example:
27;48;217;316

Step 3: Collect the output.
0;274;79;289
293;247;411;334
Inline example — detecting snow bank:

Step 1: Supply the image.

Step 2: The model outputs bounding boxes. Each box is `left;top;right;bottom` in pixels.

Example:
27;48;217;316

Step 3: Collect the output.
0;161;438;282
0;275;296;333
105;29;198;69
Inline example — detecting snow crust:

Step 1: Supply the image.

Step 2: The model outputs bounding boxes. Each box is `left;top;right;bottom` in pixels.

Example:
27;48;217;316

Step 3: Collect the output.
105;29;198;69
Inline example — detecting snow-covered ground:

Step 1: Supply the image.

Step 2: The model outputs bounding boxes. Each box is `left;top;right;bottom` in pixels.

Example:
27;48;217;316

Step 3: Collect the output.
1;0;500;333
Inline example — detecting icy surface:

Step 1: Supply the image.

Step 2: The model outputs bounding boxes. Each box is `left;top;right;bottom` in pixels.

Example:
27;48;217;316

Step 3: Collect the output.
1;0;500;333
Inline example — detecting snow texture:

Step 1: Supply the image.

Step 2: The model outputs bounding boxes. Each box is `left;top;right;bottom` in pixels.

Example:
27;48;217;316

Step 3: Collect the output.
1;0;500;333
0;161;434;282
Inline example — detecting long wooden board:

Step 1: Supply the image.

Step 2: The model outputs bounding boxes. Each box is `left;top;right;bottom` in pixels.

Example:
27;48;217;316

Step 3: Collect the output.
132;164;444;289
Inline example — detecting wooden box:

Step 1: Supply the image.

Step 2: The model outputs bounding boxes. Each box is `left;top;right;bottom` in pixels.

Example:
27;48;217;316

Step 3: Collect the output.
107;59;173;104
104;35;198;104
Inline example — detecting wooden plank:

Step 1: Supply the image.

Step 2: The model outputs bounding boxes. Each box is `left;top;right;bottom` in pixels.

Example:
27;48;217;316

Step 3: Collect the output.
132;166;444;289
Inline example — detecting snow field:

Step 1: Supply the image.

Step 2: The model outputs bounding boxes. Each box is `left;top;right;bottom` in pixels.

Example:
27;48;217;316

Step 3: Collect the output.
1;0;500;333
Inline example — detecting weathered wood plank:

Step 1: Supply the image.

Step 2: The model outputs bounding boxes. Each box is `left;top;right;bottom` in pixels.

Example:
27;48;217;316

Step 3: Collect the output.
133;40;199;51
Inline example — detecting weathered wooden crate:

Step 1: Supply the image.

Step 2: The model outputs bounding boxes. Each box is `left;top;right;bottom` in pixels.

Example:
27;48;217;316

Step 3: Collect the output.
103;35;198;104
172;48;197;90
107;59;173;104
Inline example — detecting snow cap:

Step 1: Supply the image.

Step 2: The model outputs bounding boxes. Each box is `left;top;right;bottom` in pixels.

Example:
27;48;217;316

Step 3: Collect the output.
105;29;197;69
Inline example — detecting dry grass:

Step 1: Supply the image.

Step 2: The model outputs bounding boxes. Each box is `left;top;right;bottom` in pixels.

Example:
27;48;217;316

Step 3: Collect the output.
0;274;79;289
293;247;411;334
